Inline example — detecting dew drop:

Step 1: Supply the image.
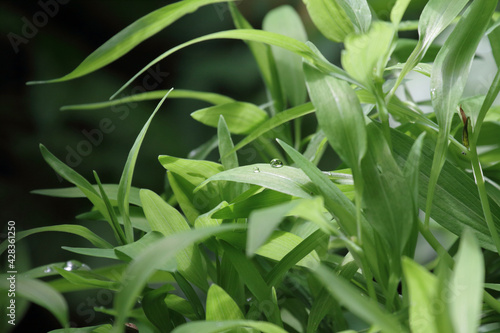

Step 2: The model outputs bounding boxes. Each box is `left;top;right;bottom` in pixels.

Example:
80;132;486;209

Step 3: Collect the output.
44;266;53;273
253;167;260;173
270;159;283;168
64;260;82;271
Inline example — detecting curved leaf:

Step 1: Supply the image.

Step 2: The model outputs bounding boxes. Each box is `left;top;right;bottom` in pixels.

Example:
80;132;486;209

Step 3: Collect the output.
28;0;235;84
263;5;307;106
61;89;235;111
111;225;245;333
111;29;357;99
0;225;112;255
192;102;268;135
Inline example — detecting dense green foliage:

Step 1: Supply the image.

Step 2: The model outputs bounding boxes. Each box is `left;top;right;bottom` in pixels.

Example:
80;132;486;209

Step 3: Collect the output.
3;0;500;332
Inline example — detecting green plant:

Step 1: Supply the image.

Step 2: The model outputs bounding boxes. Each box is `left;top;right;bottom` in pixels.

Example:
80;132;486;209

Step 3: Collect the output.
3;0;500;332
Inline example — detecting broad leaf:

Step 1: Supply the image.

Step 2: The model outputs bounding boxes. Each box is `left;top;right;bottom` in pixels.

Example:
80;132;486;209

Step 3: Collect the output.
449;231;484;333
140;189;208;290
263;5;307;106
192;102;268;135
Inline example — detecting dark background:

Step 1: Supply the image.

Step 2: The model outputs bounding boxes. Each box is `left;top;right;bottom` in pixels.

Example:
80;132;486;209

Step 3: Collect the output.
0;0;427;331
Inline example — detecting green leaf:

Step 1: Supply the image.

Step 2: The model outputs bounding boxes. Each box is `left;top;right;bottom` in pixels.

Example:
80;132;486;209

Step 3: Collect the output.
39;144;109;222
230;102;314;155
304;62;366;170
449;231;484;333
142;284;175;332
114;231;176;271
60;89;234;111
388;0;470;97
402;257;440;333
360;123;414;255
206;284;245;320
247;197;335;256
391;129;500;251
94;171;127;245
265;229;327;287
341;21;395;91
173;271;205;320
61;247;118;260
390;0;411;27
171;320;287;333
32;184;142;206
220;242;282;326
213;189;294;220
313;264;406;333
218;116;238;170
339;0;372;34
302;0;354;42
52;267;119;290
197;164;315;199
229;3;285;113
111;29;357;99
0;225;112;255
160;156;224;223
254;230;320;269
118;88;173;243
112;225;245;333
28;0;235;84
263;5;307;106
425;0;497;227
0;276;68;329
140;189;208;290
192;102;268;135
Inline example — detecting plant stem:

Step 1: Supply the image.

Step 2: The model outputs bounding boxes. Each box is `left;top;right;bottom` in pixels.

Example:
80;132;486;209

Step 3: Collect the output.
374;84;392;150
469;145;500;254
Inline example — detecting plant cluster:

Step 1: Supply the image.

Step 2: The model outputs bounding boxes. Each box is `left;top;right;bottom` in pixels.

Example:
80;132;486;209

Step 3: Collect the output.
3;0;500;332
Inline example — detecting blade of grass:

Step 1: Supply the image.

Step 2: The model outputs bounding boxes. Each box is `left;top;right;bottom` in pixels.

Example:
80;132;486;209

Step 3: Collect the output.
263;5;307;107
218;115;238;170
117;88;173;243
140;189;208;291
110;29;358;100
468;67;500;253
313;264;406;333
61;89;234;111
0;225;112;255
449;231;484;333
112;225;245;333
32;184;142;206
93;171;127;245
206;284;245;320
387;0;470;100
191;102;268;135
27;0;235;84
424;0;496;228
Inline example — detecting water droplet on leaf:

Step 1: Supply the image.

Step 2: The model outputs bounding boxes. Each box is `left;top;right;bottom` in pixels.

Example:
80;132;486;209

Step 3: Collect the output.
253;167;260;173
44;266;53;273
62;260;91;271
270;159;283;168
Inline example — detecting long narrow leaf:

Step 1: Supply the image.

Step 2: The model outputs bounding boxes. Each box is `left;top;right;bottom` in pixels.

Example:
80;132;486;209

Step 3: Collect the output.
117;88;173;243
28;0;235;84
61;89;234;111
112;225;245;333
0;225;112;255
111;29;356;100
424;0;496;227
